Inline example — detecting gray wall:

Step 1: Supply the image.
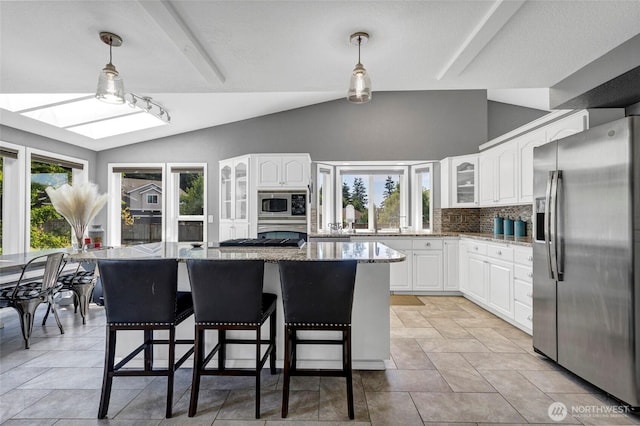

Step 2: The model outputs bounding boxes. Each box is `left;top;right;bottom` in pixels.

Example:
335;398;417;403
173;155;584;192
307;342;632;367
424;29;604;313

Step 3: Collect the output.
0;125;98;180
96;90;489;241
487;101;548;140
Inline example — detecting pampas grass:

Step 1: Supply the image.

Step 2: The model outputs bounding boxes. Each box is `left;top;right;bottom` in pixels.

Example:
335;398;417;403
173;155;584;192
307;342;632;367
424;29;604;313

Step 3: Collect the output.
45;182;108;248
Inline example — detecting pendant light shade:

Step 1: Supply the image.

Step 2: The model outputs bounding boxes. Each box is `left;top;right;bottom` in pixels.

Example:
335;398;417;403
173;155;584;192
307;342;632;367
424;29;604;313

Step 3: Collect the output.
347;32;372;104
96;32;125;104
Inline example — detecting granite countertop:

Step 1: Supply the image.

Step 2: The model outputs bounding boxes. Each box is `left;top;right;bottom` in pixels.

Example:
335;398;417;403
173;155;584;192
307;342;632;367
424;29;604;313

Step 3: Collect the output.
309;232;533;247
65;241;406;264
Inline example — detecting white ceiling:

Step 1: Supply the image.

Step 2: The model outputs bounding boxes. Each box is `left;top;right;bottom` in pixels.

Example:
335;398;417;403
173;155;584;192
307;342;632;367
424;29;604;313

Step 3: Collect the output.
1;0;639;151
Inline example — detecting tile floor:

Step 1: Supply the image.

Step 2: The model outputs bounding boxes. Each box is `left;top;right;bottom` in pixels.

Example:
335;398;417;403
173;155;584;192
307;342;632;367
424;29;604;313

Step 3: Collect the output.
1;295;639;425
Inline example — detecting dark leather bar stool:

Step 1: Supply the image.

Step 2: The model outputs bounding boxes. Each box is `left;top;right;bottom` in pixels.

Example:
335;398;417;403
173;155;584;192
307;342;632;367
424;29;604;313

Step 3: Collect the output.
97;259;194;419
186;259;277;419
0;252;66;349
278;259;358;420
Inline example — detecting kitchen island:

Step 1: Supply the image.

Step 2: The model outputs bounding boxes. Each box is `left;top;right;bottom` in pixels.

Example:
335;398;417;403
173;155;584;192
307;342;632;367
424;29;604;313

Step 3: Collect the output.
40;241;404;370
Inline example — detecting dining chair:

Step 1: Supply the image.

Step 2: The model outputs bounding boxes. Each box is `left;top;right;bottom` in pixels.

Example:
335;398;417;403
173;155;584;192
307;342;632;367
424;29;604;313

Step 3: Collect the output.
43;261;97;325
96;258;194;419
0;252;67;349
186;259;277;419
278;259;358;419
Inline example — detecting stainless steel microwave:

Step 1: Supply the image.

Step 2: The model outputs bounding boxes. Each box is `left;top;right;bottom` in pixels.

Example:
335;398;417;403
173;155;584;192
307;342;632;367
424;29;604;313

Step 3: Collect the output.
258;192;306;217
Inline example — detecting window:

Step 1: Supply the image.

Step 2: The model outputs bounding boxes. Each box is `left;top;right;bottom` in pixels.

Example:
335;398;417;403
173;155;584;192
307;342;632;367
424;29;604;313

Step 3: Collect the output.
108;163;207;245
109;165;164;245
1;143;24;255
169;165;206;242
28;152;87;250
412;163;432;232
337;165;408;232
315;163;334;232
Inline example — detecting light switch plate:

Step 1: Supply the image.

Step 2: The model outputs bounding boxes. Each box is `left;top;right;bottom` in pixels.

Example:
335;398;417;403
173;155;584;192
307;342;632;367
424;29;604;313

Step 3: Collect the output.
207;215;214;223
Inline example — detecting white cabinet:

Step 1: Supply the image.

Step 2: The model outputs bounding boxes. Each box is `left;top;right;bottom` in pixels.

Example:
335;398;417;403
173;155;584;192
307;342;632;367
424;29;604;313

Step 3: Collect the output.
517;112;587;203
443;239;459;290
441;155;479;208
219;222;249;241
459;238;531;334
545;110;588;142
219;156;250;240
413;250;443;292
255;154;310;189
466;254;488;302
487;258;513;319
479;143;517;206
513;246;533;334
517;128;547;203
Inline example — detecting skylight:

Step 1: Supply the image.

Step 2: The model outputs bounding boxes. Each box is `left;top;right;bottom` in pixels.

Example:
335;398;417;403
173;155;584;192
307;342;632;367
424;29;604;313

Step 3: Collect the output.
0;94;168;139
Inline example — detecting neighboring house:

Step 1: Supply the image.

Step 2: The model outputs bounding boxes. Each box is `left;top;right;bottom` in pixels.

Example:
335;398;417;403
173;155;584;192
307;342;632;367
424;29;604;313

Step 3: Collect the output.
123;180;163;224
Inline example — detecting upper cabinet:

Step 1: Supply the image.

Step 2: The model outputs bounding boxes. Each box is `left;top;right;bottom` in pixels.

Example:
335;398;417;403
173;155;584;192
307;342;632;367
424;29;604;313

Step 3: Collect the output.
219;155;249;221
440;154;479;208
255;154;310;189
518;111;587;203
479;142;517;206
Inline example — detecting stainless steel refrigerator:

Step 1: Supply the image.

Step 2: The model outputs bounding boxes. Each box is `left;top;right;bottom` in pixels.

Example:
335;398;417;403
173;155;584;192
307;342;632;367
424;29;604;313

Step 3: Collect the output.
533;115;640;406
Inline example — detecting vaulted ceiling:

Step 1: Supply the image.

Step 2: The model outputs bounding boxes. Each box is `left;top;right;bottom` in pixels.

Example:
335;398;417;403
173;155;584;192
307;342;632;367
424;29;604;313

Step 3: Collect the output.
1;1;639;151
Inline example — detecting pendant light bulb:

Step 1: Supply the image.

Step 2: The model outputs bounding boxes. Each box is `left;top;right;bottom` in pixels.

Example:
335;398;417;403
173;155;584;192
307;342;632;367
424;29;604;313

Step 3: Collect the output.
96;32;125;104
347;32;372;104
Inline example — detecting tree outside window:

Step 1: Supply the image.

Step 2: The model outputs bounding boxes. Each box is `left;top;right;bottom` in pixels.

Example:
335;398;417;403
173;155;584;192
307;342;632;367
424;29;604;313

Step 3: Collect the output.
30;161;72;249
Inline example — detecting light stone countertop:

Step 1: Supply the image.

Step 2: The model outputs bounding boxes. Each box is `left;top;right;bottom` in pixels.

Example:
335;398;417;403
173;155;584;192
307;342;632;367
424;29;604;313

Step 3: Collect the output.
309;232;533;247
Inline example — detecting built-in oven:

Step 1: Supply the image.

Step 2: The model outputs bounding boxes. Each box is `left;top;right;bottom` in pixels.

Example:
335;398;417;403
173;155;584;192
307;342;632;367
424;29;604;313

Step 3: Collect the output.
258;191;306;218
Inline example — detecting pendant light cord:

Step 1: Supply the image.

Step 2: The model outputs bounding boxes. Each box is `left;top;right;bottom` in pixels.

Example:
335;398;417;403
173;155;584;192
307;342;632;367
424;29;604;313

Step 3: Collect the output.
358;36;362;65
108;36;113;65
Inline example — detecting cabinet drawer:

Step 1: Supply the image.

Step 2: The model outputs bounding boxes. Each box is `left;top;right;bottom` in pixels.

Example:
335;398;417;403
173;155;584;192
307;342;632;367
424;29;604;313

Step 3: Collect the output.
514;301;533;331
412;239;443;250
514;264;533;283
514;279;533;307
487;244;514;262
465;241;487;255
514;246;533;266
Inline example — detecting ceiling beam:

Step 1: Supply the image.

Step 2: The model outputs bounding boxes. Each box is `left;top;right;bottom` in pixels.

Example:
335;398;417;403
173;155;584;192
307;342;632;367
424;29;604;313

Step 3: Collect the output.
139;0;226;85
437;0;526;80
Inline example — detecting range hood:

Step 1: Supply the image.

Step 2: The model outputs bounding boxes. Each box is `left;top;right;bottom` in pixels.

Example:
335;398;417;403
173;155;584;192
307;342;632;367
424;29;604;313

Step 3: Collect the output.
550;34;640;110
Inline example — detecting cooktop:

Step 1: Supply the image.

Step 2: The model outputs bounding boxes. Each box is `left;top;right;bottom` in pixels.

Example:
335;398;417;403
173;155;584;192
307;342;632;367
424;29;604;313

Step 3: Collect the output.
219;238;305;248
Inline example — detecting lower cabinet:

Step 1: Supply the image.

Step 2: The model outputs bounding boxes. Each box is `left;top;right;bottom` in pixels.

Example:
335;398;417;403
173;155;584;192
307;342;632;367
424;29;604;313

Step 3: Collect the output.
459;238;530;334
413;250;443;291
219;221;249;241
487;258;513;319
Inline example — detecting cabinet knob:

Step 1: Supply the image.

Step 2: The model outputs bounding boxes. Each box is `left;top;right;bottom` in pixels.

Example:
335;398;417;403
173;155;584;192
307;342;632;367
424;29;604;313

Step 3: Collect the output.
528;255;533;261
527;315;533;321
526;292;533;298
496;250;502;255
425;242;431;247
474;246;478;250
527;272;533;278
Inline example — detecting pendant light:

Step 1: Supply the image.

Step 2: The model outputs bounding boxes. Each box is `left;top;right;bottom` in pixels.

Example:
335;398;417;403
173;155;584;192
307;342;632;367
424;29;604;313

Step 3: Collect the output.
96;32;125;104
347;32;372;104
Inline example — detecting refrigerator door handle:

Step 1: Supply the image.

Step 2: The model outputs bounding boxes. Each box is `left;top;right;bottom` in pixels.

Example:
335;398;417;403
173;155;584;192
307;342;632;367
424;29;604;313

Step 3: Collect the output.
545;170;555;279
549;169;560;280
555;170;564;281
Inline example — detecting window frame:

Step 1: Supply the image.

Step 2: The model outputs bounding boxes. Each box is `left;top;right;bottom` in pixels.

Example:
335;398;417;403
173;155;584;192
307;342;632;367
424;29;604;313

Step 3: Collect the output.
167;163;207;243
1;142;26;254
108;163;166;246
411;162;434;233
335;164;409;233
315;163;335;232
26;148;88;251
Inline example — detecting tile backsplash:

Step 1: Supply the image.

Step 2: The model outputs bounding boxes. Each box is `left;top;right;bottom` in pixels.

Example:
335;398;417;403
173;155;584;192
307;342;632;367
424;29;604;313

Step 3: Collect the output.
434;204;533;236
